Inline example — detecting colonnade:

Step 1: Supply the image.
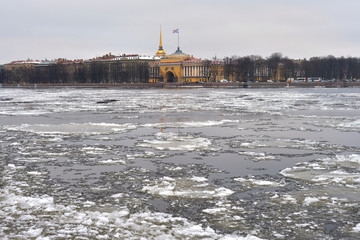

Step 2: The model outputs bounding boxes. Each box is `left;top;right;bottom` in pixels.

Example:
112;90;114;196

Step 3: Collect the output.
183;65;208;77
150;67;160;77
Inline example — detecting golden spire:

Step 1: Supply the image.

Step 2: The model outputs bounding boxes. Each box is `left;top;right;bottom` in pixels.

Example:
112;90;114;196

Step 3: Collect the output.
156;25;166;57
159;26;163;48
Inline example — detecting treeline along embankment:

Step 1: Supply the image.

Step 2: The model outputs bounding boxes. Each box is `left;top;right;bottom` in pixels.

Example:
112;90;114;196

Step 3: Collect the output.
1;81;360;89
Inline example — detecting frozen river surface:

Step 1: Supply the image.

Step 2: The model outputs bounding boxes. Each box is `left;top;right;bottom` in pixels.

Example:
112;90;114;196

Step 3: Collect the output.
0;87;360;239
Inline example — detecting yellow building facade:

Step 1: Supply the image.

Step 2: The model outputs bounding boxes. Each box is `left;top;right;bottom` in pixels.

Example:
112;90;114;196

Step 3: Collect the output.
149;29;224;83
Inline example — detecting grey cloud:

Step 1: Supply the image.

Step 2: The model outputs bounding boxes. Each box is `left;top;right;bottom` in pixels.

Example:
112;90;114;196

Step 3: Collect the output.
1;0;360;64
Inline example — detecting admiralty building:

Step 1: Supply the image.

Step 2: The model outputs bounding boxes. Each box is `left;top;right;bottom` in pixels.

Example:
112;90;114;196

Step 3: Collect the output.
149;29;224;83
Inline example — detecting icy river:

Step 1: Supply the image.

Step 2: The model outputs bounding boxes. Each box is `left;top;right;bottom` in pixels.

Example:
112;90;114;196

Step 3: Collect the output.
0;87;360;239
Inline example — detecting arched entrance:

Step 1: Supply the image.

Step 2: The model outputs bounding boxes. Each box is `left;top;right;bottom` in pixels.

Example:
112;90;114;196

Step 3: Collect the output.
165;71;177;83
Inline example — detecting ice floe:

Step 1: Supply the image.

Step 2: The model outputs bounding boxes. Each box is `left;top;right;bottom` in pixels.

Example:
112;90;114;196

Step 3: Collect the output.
234;177;285;187
353;223;360;232
5;122;137;135
337;119;360;130
234;138;340;151
0;164;261;240
280;154;360;186
142;119;239;128
238;151;277;161
0;189;252;239
137;132;218;151
142;176;234;199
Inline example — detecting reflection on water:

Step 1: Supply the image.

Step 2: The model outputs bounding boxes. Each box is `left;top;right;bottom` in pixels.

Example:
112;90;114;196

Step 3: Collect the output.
0;88;360;239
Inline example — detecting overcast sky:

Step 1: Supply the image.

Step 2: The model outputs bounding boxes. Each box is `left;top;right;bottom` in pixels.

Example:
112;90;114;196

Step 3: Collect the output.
1;0;360;64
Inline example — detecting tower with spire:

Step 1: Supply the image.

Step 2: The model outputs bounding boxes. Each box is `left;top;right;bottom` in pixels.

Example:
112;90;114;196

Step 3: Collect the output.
155;25;166;57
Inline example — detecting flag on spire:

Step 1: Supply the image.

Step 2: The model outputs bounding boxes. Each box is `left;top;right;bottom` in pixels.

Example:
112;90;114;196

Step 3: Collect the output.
173;28;180;49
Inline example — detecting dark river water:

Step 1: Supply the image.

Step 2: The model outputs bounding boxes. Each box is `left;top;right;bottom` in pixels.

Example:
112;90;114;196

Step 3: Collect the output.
0;87;360;239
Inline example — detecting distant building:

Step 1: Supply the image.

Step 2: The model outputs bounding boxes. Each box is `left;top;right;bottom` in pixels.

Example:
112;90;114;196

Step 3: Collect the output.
4;59;40;71
3;60;41;84
149;28;224;83
0;65;4;83
1;28;226;84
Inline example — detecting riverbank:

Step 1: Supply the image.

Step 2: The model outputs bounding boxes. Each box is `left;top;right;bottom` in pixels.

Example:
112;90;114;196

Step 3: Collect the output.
1;81;360;89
